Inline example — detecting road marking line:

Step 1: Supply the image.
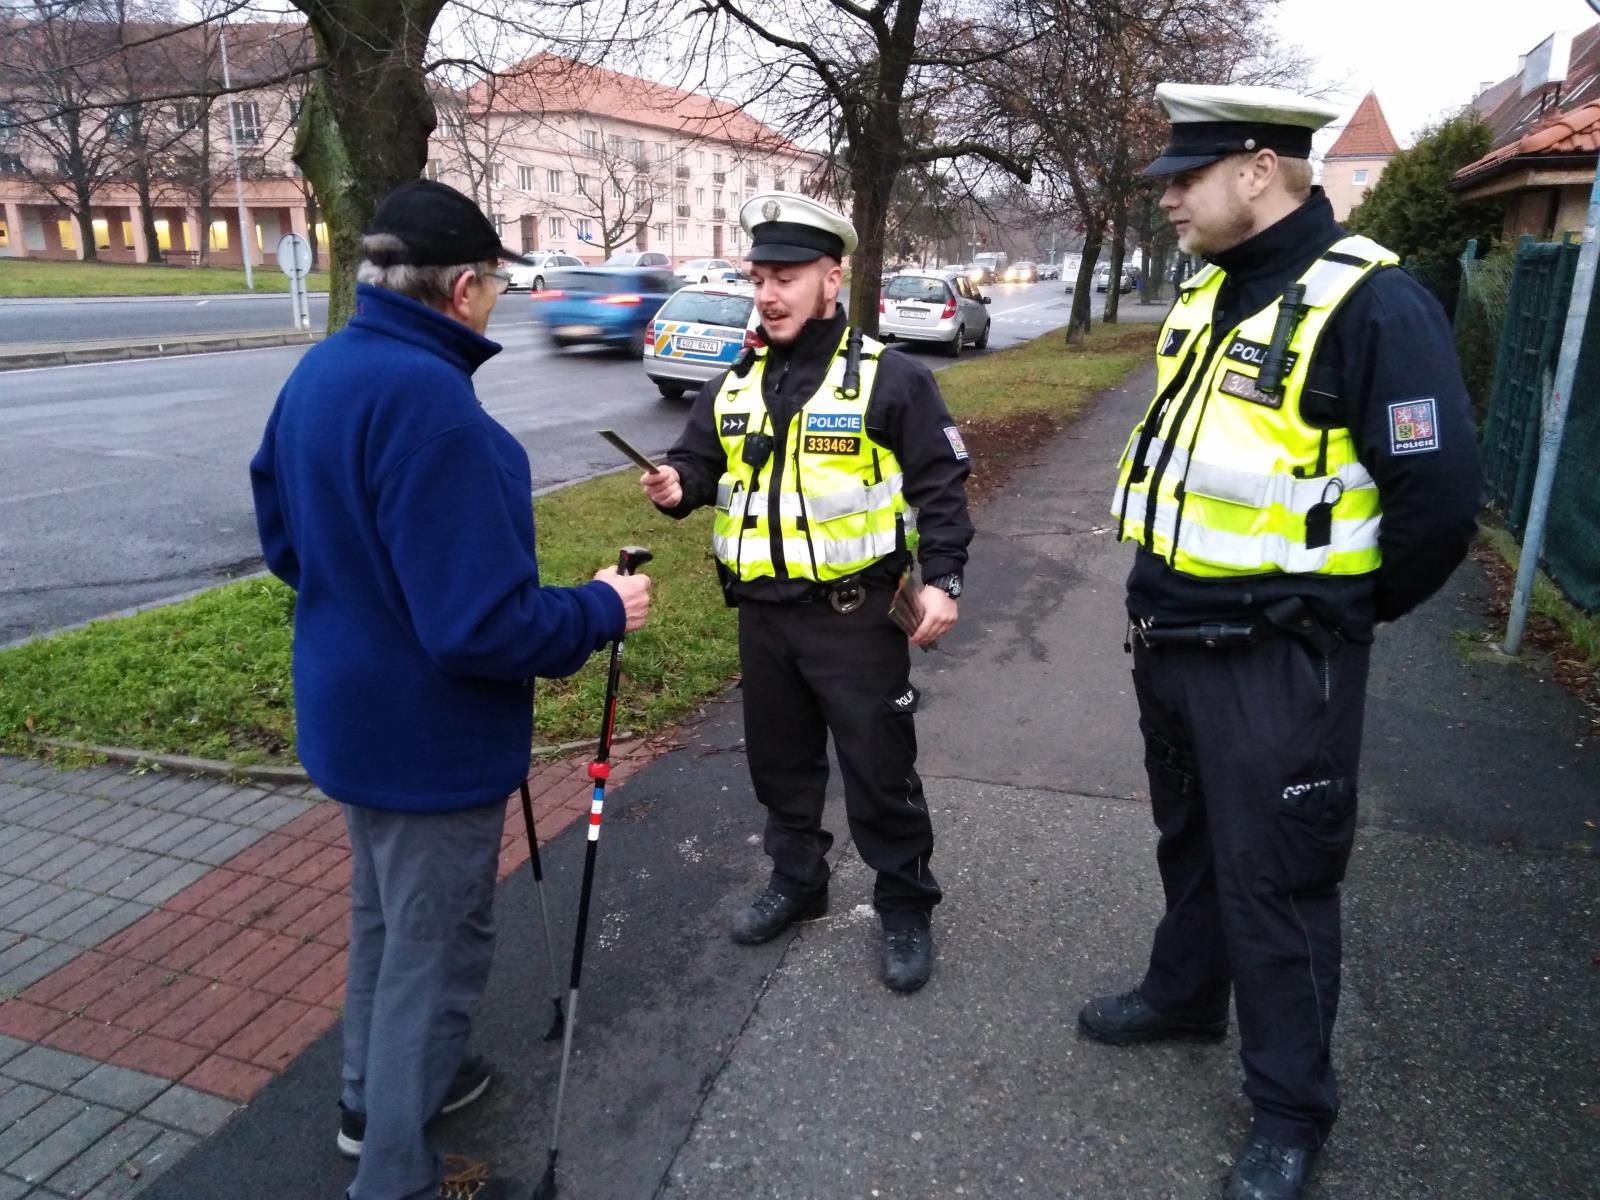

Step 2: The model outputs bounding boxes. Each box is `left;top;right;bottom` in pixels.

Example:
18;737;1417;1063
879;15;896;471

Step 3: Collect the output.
0;479;119;506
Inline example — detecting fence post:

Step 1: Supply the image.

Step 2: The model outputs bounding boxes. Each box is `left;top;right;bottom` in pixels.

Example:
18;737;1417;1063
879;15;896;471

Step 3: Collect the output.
1501;177;1595;653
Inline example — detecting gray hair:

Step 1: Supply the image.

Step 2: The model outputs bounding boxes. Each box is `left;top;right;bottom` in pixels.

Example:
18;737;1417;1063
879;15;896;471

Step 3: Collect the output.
356;233;486;307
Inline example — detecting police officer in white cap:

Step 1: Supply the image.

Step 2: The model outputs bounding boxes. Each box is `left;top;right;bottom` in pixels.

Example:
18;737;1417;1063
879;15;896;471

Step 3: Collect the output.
1080;85;1481;1199
640;192;973;992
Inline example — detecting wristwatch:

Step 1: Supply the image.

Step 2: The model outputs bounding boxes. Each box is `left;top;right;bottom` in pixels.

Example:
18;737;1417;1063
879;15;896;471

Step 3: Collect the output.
925;573;963;598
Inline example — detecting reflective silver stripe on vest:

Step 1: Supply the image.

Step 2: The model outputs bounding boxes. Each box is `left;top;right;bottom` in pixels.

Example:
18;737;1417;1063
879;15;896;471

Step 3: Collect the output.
777;531;899;567
1183;457;1376;514
1299;257;1368;308
773;474;905;522
1141;497;1381;572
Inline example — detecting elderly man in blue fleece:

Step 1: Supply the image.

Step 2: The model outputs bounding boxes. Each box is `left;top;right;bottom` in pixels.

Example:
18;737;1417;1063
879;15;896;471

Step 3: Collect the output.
249;180;651;1200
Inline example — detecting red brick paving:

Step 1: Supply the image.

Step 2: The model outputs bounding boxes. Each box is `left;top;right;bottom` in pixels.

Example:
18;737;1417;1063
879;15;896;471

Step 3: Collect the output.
0;745;653;1102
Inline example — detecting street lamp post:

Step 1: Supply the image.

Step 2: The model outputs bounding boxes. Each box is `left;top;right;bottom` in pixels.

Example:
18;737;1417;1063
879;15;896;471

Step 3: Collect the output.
217;22;253;290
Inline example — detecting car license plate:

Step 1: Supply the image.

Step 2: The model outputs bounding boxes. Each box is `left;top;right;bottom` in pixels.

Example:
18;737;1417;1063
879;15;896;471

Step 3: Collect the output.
898;307;927;319
556;324;602;337
675;336;720;354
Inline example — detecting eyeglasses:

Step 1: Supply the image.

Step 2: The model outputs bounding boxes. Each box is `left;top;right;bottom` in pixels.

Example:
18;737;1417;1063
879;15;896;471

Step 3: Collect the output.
481;268;512;295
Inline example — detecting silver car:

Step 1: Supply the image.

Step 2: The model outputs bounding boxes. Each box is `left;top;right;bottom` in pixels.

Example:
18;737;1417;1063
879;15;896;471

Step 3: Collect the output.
506;251;585;292
878;270;992;357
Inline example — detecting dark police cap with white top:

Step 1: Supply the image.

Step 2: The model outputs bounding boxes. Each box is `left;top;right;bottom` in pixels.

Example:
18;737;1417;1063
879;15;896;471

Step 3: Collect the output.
740;192;859;263
1143;83;1340;178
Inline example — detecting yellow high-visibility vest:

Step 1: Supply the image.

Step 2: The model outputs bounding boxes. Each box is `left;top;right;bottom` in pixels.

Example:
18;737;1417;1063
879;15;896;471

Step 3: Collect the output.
712;329;914;582
1112;234;1398;577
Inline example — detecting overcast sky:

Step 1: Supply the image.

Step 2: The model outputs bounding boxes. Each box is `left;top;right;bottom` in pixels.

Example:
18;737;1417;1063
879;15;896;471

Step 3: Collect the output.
1272;0;1597;144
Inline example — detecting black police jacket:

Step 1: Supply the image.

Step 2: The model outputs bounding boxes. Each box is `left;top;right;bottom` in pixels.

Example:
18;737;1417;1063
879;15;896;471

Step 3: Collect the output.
1126;189;1483;641
656;305;974;602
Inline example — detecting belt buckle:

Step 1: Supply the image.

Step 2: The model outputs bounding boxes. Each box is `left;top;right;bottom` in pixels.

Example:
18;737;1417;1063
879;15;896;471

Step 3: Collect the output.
829;584;865;614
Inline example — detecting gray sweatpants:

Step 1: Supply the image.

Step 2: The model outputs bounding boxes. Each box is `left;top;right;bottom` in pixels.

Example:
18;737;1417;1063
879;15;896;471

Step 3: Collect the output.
340;800;504;1200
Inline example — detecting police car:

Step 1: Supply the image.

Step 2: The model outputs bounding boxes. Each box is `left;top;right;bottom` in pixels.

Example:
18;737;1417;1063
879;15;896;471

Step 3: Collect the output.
643;281;760;401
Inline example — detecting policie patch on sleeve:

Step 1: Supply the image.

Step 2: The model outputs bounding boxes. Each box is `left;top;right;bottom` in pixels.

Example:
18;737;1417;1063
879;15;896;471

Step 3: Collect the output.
1387;399;1439;455
943;424;970;461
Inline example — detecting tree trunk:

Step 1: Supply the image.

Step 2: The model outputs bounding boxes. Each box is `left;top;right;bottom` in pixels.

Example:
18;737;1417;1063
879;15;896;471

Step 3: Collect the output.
74;181;97;262
1066;227;1103;342
133;158;161;263
304;188;321;268
291;0;449;332
1103;203;1128;324
846;149;900;337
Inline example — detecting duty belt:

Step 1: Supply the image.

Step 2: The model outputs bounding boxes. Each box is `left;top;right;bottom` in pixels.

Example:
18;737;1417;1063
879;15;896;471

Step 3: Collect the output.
1127;617;1257;650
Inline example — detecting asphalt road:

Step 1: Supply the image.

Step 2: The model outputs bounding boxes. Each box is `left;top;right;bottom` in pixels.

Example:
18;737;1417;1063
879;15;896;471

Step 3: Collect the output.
0;293;331;345
1;284;1156;644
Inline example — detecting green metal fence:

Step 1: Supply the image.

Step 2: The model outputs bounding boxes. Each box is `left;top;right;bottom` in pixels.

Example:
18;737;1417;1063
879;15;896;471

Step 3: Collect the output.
1473;236;1600;613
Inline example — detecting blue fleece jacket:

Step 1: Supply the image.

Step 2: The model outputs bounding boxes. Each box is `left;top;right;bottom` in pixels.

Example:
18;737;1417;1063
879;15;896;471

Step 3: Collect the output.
249;284;625;812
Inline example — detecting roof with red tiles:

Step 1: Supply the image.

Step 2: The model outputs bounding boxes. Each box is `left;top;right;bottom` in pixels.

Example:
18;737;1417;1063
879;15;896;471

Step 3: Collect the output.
1453;99;1600;186
468;53;815;160
1325;92;1399;159
1471;25;1600;151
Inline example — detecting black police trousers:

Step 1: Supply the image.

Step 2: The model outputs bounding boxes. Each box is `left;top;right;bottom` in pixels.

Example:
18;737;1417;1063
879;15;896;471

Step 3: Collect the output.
737;593;941;929
1130;630;1370;1150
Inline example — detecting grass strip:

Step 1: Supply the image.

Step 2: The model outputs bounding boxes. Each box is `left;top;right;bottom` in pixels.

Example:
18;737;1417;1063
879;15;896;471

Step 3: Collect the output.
1477;523;1600;668
0;322;1156;766
0;259;329;298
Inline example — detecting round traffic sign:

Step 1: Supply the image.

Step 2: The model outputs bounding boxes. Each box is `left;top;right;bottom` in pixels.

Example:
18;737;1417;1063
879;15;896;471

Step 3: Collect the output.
276;233;313;278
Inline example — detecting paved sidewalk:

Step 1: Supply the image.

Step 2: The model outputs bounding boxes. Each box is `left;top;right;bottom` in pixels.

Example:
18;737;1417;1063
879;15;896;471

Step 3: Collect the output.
0;747;649;1198
0;330;320;372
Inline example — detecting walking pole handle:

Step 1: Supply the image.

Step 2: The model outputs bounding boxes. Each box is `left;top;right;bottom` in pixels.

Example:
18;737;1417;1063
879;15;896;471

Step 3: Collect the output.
617;545;653;576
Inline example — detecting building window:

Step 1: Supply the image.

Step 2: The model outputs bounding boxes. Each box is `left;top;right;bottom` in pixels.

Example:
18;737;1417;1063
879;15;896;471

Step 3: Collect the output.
517;165;533;191
209;219;229;251
577;174;591;197
577;218;593;240
633;178;646;203
0;104;17;142
547;169;561;194
656;142;668;161
489;162;501;185
696;150;705;166
1353;168;1369;185
654;183;667;201
174;101;201;130
549;215;564;238
612;179;625;201
57;220;77;251
492;214;504;236
583;129;599;152
630;139;643;160
654;222;667;240
229;100;262;145
153;219;172;251
0;151;22;175
425;160;441;181
606;133;622;156
675;185;686;205
677;222;687;240
713;152;723;170
288;98;303;124
695;187;705;206
774;174;785;192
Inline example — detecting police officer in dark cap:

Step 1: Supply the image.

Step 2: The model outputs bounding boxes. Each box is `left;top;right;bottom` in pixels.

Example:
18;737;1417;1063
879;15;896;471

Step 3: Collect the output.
640;192;973;992
1081;84;1482;1199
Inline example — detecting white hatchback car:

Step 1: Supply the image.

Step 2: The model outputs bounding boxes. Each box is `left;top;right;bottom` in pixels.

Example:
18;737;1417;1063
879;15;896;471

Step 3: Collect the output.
675;257;738;284
878;270;991;357
506;251;586;292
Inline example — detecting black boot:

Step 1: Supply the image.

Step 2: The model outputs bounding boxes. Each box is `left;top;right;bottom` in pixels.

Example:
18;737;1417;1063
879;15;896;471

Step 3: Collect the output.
1223;1133;1317;1200
880;926;933;992
1077;988;1228;1045
730;886;827;944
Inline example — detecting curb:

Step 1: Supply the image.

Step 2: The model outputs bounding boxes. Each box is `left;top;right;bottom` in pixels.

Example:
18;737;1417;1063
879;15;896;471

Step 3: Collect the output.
0;328;322;371
28;733;637;785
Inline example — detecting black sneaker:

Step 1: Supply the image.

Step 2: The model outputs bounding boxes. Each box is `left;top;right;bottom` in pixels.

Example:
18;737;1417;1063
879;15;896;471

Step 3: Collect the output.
336;1055;495;1158
729;886;827;945
880;926;933;992
1076;989;1228;1046
439;1155;511;1199
1223;1133;1317;1200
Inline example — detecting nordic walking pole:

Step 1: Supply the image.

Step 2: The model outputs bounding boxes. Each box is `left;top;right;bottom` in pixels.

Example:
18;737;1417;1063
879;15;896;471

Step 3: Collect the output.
518;779;566;1041
533;545;652;1200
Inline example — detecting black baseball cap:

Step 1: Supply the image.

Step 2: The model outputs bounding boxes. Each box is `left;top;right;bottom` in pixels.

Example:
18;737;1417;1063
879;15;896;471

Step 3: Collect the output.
365;179;522;266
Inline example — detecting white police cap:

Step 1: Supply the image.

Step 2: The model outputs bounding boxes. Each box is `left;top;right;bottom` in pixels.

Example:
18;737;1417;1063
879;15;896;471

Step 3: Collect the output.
740;192;858;262
1143;83;1340;178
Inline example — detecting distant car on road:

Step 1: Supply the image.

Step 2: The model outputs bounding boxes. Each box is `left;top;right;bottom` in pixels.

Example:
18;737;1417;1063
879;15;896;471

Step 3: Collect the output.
1003;261;1039;283
1094;264;1135;294
963;262;994;286
1037;262;1060;280
674;257;737;284
530;266;682;358
643;281;760;400
604;250;672;269
507;251;586;292
878;269;991;358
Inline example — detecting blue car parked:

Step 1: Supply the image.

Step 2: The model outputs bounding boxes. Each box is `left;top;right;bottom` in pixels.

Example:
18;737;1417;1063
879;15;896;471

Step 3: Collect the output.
530;266;682;358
